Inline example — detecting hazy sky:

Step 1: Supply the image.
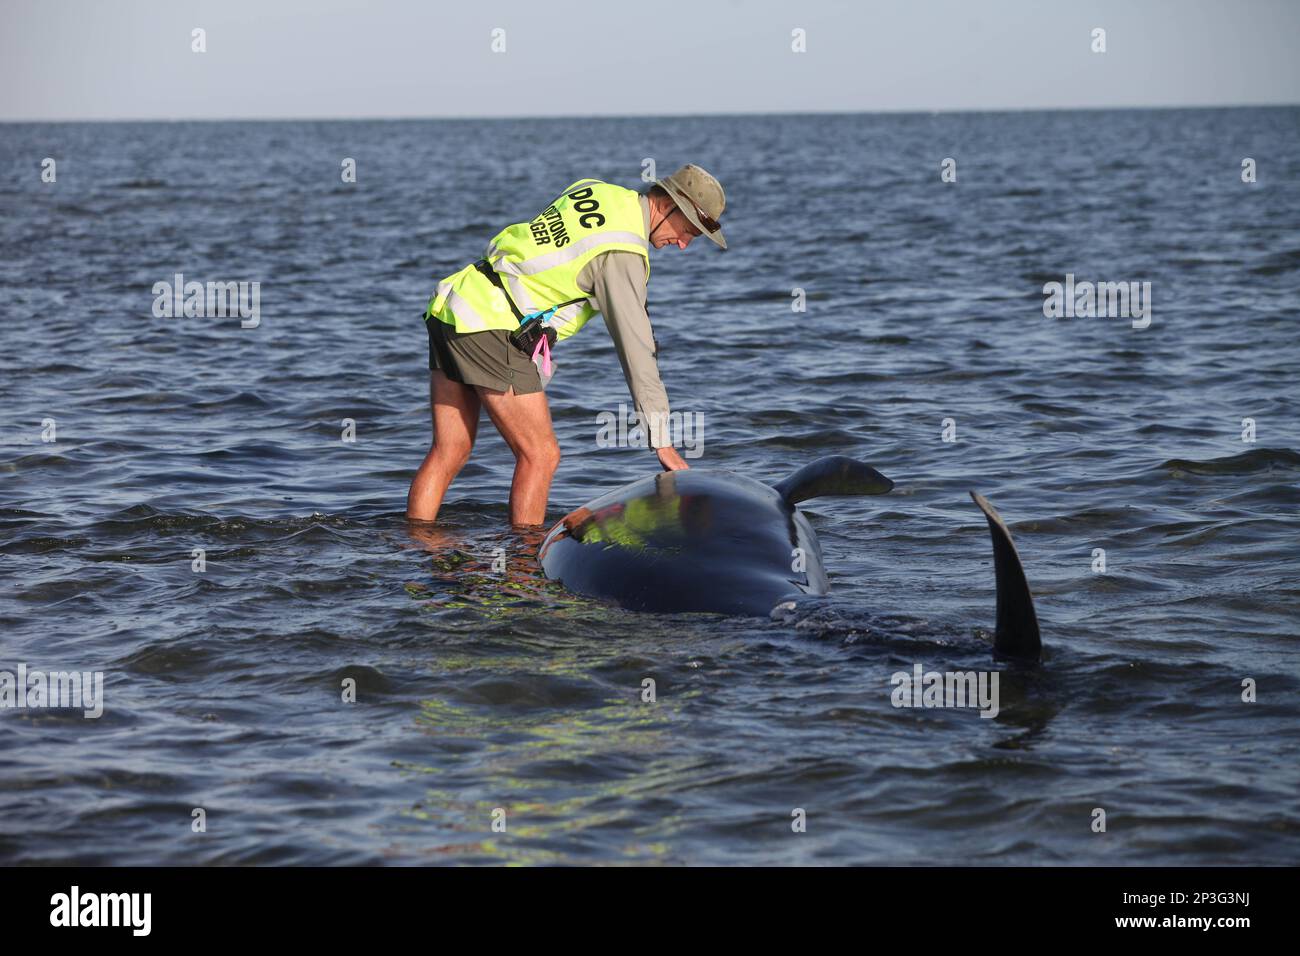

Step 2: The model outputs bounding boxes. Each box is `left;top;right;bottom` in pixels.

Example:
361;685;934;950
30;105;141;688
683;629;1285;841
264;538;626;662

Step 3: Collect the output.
3;0;1298;121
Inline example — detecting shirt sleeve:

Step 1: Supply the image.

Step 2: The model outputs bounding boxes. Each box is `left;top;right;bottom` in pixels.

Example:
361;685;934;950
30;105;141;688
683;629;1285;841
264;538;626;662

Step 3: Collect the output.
580;251;673;449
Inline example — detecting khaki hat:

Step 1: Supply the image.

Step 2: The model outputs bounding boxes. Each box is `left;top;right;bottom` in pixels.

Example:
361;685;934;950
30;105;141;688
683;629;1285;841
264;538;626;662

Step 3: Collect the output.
655;164;727;249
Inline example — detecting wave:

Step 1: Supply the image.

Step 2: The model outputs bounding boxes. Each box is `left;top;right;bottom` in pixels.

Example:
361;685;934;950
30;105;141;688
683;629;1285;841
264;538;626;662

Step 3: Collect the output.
1249;247;1300;276
84;504;357;539
1159;447;1300;476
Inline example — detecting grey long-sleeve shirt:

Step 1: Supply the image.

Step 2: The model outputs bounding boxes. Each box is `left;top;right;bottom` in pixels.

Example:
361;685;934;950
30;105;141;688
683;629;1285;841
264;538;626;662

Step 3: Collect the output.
574;195;672;449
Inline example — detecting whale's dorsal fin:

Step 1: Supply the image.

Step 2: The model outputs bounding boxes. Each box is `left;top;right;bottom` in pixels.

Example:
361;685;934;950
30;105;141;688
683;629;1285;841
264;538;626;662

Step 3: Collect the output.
774;456;894;505
969;491;1042;663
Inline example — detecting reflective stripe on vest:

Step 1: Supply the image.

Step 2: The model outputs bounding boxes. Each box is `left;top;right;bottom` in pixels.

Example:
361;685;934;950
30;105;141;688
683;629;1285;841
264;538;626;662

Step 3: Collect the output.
428;179;649;342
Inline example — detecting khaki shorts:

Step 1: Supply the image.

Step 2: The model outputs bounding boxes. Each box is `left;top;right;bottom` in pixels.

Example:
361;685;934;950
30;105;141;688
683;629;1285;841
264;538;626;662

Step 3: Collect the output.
425;315;543;395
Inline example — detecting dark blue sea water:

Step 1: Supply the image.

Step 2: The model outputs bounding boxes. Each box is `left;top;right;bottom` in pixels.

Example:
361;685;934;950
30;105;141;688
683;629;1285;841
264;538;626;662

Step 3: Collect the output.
2;109;1298;865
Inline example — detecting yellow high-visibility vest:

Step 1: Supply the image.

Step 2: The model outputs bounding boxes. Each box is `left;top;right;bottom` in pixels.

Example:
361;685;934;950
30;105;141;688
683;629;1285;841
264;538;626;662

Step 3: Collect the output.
427;179;650;342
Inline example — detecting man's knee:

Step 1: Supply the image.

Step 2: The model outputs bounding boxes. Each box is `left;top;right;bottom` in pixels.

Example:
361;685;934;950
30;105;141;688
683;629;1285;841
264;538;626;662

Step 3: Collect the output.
434;435;474;470
522;438;561;473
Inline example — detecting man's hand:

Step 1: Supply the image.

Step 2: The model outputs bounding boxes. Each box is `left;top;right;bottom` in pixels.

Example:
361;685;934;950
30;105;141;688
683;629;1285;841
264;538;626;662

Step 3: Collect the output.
656;446;689;471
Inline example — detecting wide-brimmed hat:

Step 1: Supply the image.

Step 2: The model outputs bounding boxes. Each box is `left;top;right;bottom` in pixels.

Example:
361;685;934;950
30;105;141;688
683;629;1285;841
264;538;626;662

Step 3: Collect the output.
655;164;727;249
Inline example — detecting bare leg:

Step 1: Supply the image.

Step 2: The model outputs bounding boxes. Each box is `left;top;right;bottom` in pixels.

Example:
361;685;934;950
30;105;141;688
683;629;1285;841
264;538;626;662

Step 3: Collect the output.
406;371;481;522
475;385;560;527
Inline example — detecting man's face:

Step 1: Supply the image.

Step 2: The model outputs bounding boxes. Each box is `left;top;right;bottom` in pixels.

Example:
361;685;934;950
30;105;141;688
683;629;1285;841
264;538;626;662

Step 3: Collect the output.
651;205;702;250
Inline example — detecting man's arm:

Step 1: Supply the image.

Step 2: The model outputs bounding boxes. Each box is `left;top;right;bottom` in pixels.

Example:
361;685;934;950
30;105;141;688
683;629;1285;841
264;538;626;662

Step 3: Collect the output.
580;251;687;469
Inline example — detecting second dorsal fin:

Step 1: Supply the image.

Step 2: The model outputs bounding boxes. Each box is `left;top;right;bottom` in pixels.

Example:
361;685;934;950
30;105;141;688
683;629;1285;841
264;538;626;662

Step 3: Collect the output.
773;456;894;505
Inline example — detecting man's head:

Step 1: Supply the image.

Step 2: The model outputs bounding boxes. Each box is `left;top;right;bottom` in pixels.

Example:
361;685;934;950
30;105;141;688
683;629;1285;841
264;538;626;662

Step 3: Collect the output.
646;164;727;251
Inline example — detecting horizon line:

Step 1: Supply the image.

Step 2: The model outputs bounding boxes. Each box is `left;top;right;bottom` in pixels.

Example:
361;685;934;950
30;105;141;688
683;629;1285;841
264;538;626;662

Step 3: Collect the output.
3;100;1298;125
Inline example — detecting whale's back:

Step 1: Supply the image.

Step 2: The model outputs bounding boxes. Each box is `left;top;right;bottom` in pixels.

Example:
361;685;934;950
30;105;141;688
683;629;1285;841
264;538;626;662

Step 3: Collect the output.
539;470;826;615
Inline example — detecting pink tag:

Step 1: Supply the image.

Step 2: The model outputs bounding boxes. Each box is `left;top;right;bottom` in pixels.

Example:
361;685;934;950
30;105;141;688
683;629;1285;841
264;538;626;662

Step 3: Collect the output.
531;333;552;378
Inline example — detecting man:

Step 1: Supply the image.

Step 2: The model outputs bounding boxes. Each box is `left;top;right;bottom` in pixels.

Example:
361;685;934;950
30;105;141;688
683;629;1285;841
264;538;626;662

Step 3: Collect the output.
406;164;727;526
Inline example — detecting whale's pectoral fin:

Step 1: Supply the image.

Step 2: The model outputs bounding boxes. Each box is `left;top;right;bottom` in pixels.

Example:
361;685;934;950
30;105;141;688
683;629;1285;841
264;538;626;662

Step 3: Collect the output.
774;456;894;505
970;491;1042;663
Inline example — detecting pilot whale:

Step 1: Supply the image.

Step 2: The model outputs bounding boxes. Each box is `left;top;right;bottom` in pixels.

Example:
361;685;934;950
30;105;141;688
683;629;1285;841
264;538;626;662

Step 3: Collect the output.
538;455;1042;662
